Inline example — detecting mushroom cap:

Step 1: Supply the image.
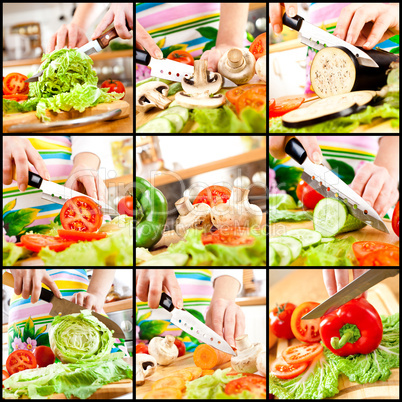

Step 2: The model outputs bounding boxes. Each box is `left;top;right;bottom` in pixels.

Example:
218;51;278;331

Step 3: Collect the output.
175;91;226;109
136;82;171;112
182;60;223;95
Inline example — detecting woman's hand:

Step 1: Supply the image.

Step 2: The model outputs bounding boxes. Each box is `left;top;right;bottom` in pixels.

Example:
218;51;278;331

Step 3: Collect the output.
70;292;104;313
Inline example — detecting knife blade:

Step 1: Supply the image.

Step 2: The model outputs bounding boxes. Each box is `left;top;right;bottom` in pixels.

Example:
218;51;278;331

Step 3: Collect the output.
159;293;236;356
3;272;125;338
301;269;399;320
21;170;117;216
285;138;389;233
282;13;379;68
136;49;237;88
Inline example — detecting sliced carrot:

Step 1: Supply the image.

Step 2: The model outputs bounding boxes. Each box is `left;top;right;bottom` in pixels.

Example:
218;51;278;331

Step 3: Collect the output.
201;369;215;377
168;369;193;382
182;366;202;380
151;376;186;391
193;344;232;370
144;387;182;399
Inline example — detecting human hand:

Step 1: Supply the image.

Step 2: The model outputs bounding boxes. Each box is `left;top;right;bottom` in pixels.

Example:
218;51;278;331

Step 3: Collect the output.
323;269;369;299
269;136;322;163
47;23;89;53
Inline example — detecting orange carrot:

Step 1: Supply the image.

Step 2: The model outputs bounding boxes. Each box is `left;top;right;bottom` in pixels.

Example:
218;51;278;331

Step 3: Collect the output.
169;369;193;382
151;376;186;391
193;344;232;370
144;388;182;399
183;366;202;380
201;369;215;377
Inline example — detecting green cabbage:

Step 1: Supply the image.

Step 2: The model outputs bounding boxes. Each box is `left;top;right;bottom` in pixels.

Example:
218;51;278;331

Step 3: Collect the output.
49;309;115;364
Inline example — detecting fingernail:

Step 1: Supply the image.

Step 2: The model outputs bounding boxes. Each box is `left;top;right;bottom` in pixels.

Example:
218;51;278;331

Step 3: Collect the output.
177;300;183;309
312;152;322;164
19;184;26;192
155;49;163;59
45;173;51;180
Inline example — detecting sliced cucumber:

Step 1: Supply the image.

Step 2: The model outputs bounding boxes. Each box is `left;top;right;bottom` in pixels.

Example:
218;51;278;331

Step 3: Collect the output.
136;117;175;133
158;106;189;124
314;198;366;237
321;237;335;243
162;114;185;132
270;236;302;261
285;229;322;248
270;243;292;266
269;245;279;266
168;100;179;108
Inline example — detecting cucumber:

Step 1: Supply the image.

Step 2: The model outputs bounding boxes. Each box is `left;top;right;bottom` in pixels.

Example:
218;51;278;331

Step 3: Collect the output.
269;245;279;266
158;106;189;124
136;117;175;133
314;198;366;237
321;237;335;243
285;229;322;248
270;236;302;261
270;243;292;266
162;114;184;132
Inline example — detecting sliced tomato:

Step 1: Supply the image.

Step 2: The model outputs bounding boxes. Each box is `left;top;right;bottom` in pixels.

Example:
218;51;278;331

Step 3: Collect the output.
359;248;399;266
21;235;75;252
392;201;399;237
269;95;305;118
236;86;266;114
249;32;266;60
136;343;149;354
201;228;255;246
3;73;29;95
225;84;265;106
3;94;28;101
6;350;37;375
270;356;308;380
353;241;399;262
60;196;103;232
269;98;275;109
225;376;266;398
58;229;107;241
193;186;231;207
282;343;323;365
290;302;321;343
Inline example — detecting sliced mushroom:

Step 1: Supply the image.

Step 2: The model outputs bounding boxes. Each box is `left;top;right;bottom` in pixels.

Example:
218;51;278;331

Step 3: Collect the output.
136;353;157;386
182;60;223;95
136;82;172;113
176;91;225;109
218;48;256;85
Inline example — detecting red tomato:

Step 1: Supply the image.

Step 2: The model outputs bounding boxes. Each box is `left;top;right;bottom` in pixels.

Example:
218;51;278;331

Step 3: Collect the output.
360;248;399;266
392;201;399;237
118;195;133;216
174;339;186;357
3;73;29;95
296;180;324;210
353;241;399;263
167;50;194;66
136;343;149;354
270;356;308;380
60;196;103;232
225;376;266;398
269;96;304;118
201;228;255;246
193;186;231;207
225;84;265;106
3;94;28;101
58;229;107;241
33;346;55;368
290;302;321;343
249;32;266;60
101;79;125;99
269;303;296;339
236;86;266;114
21;235;75;252
6;350;37;375
282;343;323;365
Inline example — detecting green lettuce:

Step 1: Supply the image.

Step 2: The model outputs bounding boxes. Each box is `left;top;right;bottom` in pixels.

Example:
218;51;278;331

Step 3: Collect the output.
49;309;115;364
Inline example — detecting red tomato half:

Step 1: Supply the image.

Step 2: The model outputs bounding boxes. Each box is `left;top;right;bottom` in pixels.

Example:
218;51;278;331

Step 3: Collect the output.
201;228;255;246
193;186;231;207
225;376;266;398
360;248;399;266
58;229;107;241
6;350;37;375
392;201;399;237
60;196;103;232
290;302;321;343
282;343;323;365
3;73;29;95
21;235;75;252
353;241;399;263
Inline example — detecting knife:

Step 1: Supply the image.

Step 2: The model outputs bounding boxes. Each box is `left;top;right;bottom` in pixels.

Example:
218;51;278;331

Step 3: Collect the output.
159;293;236;356
282;13;379;68
3;271;125;338
13;169;117;216
285;138;389;233
301;269;399;320
136;48;237;88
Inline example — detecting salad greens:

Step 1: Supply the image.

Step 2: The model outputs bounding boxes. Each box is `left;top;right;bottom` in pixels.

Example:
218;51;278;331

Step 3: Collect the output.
49;309;115;364
3;48;124;122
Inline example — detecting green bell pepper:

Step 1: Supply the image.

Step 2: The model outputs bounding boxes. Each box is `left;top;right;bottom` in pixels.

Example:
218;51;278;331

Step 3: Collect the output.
135;176;167;248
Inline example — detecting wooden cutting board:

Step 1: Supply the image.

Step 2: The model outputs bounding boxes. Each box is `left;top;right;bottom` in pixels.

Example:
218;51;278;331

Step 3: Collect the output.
269;278;400;399
3;100;130;133
135;352;231;399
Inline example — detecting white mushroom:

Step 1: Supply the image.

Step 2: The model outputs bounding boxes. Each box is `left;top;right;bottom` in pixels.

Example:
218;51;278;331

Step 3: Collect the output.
231;334;265;373
136;353;157;386
175;197;212;237
175;91;225;109
256;350;266;377
136;82;172;112
218;48;256;85
255;55;266;82
211;187;262;229
148;335;179;366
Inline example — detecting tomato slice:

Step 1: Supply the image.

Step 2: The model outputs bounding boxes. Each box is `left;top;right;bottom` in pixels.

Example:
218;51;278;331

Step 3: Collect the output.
58;229;107;241
21;235;75;252
201;228;255;246
290;302;321;343
193;186;231;207
359;248;399;266
225;376;266;398
3;73;29;95
6;350;37;375
282;343;323;365
60;196;103;232
270;356;308;379
353;241;399;262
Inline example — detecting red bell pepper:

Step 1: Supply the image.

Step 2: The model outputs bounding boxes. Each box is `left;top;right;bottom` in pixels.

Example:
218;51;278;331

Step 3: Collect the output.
319;297;383;357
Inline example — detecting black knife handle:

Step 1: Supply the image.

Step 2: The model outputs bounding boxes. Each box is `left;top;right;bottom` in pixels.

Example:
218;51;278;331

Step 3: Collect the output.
159;292;175;312
282;13;304;31
28;171;43;189
40;287;54;303
285;138;307;165
136;49;151;66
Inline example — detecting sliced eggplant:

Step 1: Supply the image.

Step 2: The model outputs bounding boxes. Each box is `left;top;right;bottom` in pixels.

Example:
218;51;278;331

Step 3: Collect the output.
282;91;374;128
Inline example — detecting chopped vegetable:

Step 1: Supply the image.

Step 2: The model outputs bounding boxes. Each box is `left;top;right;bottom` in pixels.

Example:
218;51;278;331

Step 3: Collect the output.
193;344;232;370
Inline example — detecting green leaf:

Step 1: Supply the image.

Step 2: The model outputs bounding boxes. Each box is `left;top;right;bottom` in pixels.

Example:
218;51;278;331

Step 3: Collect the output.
326;159;355;185
196;27;218;40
